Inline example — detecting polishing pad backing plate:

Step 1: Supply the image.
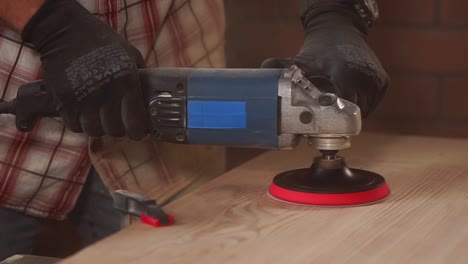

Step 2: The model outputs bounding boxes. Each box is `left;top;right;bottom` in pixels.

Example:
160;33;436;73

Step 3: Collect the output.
268;167;390;206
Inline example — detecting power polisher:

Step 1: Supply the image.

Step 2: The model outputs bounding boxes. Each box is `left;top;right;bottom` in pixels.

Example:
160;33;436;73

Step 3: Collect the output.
0;66;390;206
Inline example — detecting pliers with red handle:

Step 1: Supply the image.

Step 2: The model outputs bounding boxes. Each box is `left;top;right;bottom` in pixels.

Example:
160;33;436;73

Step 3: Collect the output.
113;190;175;228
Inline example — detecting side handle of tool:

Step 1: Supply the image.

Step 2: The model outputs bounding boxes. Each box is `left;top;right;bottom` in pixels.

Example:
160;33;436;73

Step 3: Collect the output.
0;81;58;132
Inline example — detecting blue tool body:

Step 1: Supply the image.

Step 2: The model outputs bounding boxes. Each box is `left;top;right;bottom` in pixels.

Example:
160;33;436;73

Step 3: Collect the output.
186;69;282;148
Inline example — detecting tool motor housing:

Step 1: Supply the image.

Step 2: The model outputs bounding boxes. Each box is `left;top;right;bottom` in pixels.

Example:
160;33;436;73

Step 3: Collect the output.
142;68;282;148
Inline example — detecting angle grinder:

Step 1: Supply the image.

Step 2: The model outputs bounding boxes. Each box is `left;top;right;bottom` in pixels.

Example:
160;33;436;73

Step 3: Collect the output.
0;65;390;206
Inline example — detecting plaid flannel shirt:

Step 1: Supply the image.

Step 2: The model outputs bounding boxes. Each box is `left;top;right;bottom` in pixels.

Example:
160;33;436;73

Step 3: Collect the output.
0;0;227;220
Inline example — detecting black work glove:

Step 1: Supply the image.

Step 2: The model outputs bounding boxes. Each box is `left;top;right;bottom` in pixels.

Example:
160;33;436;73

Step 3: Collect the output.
21;0;148;139
261;1;389;118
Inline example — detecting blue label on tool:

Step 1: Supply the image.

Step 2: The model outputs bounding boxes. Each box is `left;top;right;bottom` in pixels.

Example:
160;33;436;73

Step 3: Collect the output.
188;101;247;129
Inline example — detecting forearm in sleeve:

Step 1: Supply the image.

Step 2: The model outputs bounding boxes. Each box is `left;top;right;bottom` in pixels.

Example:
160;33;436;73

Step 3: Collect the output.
0;0;45;32
300;0;355;14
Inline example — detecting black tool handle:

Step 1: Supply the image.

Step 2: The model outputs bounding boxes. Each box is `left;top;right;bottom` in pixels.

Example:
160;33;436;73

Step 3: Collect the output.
0;69;190;138
2;81;59;132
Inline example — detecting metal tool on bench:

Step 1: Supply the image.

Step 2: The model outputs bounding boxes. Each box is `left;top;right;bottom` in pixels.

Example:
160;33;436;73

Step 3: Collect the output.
0;65;390;206
113;190;175;228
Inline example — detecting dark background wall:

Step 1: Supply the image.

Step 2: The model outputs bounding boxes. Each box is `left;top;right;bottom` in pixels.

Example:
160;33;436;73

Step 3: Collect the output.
224;0;468;138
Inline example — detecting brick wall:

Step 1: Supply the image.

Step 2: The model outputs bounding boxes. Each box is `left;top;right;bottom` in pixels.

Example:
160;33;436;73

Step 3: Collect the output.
224;0;468;138
224;0;303;68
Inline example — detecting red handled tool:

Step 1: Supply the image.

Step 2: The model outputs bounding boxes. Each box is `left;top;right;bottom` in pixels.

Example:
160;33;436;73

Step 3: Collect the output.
113;190;175;228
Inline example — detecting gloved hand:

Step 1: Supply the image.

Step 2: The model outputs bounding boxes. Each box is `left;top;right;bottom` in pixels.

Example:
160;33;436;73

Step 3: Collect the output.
21;0;148;139
261;1;389;118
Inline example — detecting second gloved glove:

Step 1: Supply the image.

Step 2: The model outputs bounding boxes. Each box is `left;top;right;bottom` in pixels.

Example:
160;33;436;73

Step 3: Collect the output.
262;1;389;118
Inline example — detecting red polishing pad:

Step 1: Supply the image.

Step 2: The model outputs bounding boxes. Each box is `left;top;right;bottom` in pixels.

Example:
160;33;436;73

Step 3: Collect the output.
268;156;390;206
269;182;390;206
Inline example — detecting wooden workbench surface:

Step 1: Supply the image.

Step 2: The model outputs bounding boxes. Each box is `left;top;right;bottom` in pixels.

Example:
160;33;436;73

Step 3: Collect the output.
62;132;468;264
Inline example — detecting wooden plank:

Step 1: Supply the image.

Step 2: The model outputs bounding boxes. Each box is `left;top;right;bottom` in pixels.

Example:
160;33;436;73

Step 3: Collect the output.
61;132;468;264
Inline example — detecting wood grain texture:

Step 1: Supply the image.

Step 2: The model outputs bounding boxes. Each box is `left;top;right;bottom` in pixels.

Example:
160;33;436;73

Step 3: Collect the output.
62;132;468;264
